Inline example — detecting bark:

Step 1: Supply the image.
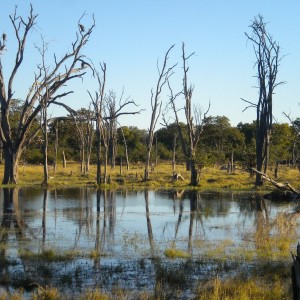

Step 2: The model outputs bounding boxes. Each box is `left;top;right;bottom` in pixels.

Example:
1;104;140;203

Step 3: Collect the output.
3;145;22;185
190;156;199;186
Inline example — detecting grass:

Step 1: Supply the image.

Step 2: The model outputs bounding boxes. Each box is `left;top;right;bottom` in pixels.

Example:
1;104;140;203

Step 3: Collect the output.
164;248;190;259
19;248;81;262
196;276;289;300
2;161;300;191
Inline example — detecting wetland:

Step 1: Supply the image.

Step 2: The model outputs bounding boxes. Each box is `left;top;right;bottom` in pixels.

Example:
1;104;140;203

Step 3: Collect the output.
0;187;297;299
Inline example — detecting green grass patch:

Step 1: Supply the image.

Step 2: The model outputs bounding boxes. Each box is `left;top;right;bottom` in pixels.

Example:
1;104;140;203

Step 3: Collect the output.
164;248;190;259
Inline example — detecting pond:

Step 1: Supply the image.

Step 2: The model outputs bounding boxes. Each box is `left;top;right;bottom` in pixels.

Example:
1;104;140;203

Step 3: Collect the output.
0;188;299;298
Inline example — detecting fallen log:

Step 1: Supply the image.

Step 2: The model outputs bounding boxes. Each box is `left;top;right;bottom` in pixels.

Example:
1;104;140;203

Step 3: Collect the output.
251;168;300;195
172;173;185;181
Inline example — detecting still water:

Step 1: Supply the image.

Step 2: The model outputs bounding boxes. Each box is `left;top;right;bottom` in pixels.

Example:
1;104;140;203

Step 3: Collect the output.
0;188;299;296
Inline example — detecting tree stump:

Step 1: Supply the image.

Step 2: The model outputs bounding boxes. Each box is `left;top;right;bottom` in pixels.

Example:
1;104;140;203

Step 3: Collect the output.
292;242;300;299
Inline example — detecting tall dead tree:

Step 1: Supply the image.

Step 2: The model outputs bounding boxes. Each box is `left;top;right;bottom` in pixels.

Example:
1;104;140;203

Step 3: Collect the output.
90;63;106;185
118;124;130;170
53;119;59;172
144;44;176;180
90;63;141;185
36;37;51;186
169;43;210;186
0;5;95;184
242;15;284;186
105;90;119;169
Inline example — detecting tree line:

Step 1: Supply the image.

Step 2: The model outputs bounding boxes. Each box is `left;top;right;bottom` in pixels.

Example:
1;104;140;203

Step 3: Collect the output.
0;6;295;187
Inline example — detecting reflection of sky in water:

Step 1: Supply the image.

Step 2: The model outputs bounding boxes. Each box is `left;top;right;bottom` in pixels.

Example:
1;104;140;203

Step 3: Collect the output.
0;188;298;259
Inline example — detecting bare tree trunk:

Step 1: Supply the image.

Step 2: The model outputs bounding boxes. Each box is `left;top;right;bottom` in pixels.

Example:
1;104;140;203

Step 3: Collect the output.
104;145;108;184
190;153;199;186
168;43;210;187
145;44;176;180
95;125;102;185
85;133;90;173
90;65;141;184
243;15;283;187
85;110;94;173
3;145;22;184
62;151;67;168
172;134;176;174
274;161;279;179
119;157;122;175
119;126;130;170
53;120;58;173
231;149;234;173
42;114;49;186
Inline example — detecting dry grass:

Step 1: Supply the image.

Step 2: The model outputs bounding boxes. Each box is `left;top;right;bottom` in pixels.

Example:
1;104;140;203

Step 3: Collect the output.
196;276;289;300
4;161;299;191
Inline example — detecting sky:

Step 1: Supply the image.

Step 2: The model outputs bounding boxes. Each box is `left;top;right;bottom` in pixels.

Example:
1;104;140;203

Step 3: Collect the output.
1;0;300;130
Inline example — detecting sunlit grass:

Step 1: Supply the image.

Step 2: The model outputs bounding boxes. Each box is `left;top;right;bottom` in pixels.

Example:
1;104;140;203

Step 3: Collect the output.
1;161;300;190
164;248;190;259
196;275;289;300
19;248;81;262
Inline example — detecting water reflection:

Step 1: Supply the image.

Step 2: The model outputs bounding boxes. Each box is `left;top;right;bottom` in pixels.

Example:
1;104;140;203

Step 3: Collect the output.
0;187;299;295
0;188;297;259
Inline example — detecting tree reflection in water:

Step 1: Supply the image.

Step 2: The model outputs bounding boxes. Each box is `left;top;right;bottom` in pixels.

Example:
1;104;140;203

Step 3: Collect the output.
0;187;295;297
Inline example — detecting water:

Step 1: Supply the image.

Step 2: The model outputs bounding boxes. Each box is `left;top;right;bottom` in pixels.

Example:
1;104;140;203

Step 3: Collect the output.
0;188;298;297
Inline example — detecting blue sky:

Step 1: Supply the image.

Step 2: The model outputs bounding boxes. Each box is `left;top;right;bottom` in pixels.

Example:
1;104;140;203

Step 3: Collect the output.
1;1;300;129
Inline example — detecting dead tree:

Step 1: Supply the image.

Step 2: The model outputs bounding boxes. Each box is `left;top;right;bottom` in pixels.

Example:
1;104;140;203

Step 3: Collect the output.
242;15;284;186
105;90;119;169
36;37;50;186
118;124;130;170
53;119;59;172
0;5;95;184
89;63;106;184
70;108;94;174
169;43;210;186
89;63;141;185
252;167;300;195
144;44;176;180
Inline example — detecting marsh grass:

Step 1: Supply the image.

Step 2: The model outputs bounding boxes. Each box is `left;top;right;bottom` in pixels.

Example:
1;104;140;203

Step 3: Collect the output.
3;161;300;191
164;248;190;259
196;275;289;300
19;248;81;262
80;289;109;300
